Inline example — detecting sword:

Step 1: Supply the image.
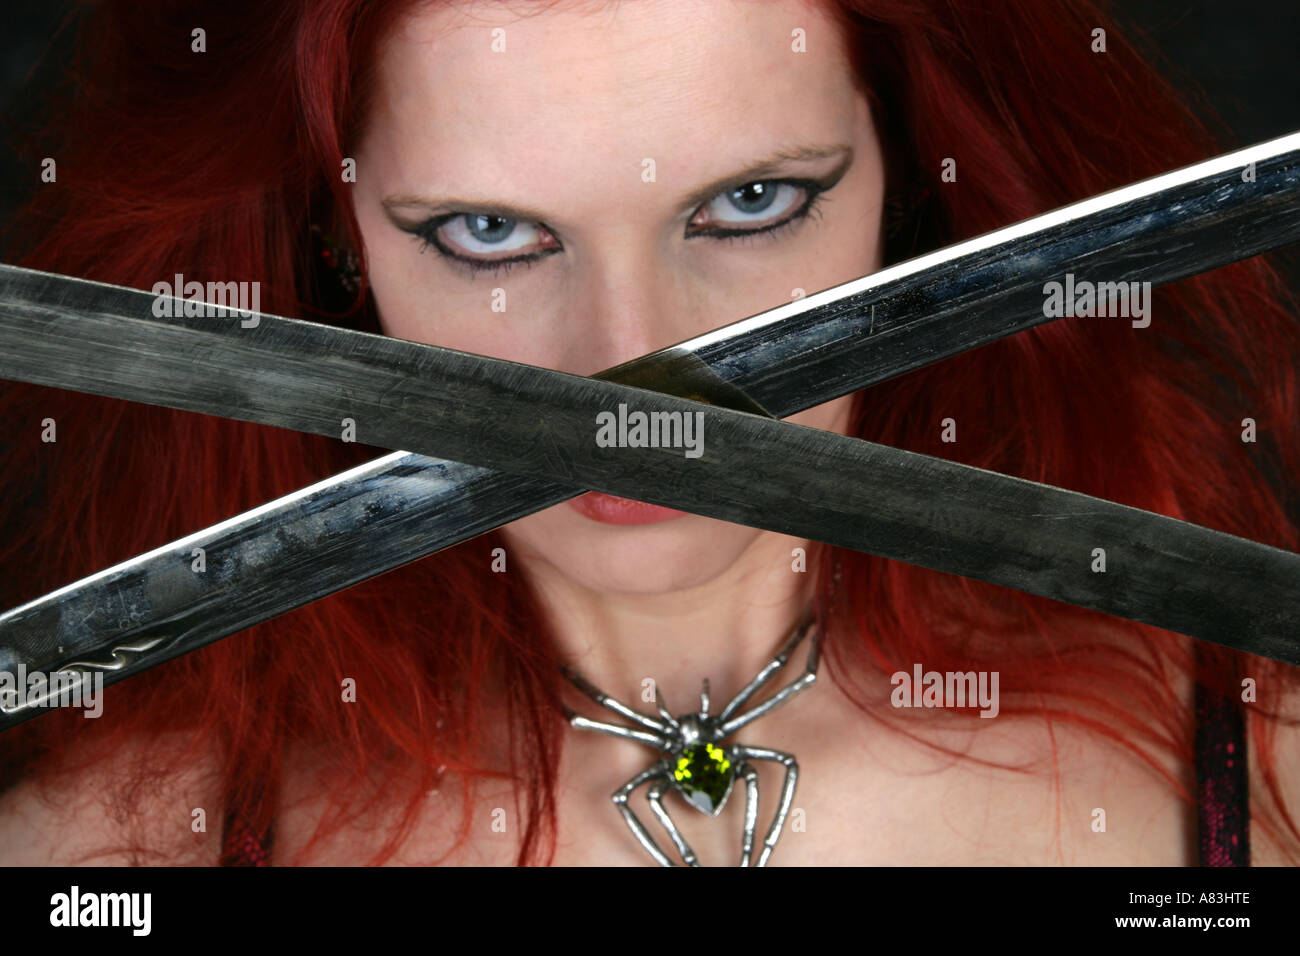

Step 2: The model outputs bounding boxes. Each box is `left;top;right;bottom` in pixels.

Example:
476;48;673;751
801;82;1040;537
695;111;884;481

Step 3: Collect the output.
1;133;1298;728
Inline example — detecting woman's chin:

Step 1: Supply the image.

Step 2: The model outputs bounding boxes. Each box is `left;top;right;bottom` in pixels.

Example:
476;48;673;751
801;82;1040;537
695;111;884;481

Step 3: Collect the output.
500;502;760;597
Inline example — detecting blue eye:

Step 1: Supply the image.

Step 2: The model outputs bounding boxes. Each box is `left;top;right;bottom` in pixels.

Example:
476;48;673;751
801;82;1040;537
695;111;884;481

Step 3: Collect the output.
447;214;538;253
407;212;562;277
406;177;829;278
725;181;782;215
686;179;828;241
467;214;513;242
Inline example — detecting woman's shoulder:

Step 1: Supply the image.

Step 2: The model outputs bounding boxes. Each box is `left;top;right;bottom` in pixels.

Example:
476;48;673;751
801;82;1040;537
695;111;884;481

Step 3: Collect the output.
0;730;225;865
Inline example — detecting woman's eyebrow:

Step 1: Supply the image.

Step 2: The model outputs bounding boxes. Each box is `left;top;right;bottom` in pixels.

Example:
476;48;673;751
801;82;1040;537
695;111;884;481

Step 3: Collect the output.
381;142;854;223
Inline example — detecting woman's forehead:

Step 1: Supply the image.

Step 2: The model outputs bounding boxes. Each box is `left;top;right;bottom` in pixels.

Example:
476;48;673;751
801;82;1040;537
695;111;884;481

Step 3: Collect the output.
363;0;866;212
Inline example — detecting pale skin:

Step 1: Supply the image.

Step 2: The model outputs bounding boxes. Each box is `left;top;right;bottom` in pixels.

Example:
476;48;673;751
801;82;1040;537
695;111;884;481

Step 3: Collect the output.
0;0;1295;865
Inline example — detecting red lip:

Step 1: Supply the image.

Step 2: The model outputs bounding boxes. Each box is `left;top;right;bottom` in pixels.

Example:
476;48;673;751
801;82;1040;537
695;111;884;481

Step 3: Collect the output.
566;492;689;525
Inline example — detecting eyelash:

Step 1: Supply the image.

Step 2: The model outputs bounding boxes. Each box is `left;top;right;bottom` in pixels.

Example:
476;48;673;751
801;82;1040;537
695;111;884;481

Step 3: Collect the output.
406;180;832;280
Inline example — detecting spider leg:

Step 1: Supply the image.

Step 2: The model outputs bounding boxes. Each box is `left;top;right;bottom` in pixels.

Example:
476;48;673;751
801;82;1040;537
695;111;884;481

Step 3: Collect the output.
737;760;760;867
646;778;701;867
654;691;680;730
561;665;668;733
612;763;679;867
718;624;820;737
566;711;668;751
717;615;815;724
732;746;798;867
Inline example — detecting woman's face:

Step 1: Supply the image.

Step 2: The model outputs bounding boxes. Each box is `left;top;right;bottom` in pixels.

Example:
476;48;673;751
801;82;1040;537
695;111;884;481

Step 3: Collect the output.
354;0;886;596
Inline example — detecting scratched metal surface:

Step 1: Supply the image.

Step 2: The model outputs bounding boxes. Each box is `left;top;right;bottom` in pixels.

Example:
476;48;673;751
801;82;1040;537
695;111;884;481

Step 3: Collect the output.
0;133;1298;728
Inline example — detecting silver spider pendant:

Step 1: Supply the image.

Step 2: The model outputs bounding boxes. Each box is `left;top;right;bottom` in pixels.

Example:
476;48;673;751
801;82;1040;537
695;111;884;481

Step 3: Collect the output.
562;619;820;867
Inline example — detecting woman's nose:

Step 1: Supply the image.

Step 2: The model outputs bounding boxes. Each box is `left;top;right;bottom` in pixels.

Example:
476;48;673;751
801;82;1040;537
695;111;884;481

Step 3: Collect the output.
561;257;705;376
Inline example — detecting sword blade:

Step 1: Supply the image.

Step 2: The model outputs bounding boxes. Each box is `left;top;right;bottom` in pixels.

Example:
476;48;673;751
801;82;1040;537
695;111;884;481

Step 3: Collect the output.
2;133;1298;727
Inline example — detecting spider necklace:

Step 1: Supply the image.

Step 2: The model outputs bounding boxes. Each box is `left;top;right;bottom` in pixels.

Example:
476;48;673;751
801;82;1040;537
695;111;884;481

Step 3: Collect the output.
561;612;820;867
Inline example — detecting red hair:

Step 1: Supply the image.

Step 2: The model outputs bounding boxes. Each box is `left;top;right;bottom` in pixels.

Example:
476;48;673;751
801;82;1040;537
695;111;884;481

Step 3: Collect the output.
1;0;1296;864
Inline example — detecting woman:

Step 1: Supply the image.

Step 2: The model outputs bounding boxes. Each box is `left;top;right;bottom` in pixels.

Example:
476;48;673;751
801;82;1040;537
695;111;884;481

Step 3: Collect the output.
0;0;1296;866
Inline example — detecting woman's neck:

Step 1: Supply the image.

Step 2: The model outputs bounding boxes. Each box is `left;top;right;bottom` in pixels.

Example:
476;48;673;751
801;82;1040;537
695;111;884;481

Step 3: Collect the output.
520;532;819;708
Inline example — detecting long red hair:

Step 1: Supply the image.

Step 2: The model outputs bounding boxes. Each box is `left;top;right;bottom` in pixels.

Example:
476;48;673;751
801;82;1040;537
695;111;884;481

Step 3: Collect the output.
2;0;1296;864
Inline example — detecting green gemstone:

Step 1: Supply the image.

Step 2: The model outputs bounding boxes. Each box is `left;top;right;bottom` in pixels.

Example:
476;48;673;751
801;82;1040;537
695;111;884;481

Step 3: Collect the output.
673;743;735;815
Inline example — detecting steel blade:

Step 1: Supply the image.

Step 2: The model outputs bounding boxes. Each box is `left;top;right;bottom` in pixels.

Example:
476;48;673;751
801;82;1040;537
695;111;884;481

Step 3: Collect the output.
2;132;1299;728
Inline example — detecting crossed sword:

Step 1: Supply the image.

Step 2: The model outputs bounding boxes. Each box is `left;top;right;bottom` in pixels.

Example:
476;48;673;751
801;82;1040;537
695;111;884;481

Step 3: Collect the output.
0;132;1297;735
